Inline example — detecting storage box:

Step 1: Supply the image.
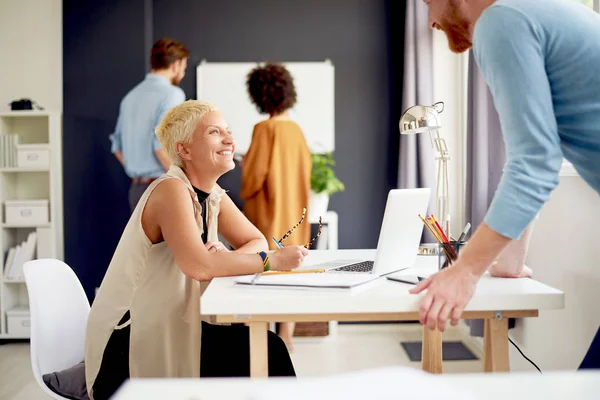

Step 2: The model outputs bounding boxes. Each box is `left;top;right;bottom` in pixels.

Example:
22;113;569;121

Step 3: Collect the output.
5;199;49;226
6;306;30;336
16;144;50;169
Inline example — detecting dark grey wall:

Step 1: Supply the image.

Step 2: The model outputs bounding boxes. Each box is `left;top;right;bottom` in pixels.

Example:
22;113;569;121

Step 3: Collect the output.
63;0;404;298
63;0;150;300
154;0;397;249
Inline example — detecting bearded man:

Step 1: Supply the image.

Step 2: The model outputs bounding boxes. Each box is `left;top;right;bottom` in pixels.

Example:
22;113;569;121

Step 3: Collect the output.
413;0;600;369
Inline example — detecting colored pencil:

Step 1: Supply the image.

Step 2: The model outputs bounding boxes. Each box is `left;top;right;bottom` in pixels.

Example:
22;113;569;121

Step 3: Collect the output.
262;269;325;276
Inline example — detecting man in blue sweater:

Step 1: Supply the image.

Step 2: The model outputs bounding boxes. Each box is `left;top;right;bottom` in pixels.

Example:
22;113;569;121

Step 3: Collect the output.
413;0;600;368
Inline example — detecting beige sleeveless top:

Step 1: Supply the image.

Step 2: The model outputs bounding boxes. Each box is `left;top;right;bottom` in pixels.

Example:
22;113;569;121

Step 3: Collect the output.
84;165;225;400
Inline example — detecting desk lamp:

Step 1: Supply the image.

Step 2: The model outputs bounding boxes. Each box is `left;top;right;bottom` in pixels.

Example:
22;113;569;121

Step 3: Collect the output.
399;101;451;235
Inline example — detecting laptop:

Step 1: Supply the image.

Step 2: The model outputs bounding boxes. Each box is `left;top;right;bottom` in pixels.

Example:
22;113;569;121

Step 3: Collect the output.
234;188;431;289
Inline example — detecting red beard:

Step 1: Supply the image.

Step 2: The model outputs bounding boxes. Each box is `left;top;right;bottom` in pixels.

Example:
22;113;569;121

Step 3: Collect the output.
440;3;473;54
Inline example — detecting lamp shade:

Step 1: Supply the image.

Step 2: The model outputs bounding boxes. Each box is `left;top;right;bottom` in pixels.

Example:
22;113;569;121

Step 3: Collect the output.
399;102;444;135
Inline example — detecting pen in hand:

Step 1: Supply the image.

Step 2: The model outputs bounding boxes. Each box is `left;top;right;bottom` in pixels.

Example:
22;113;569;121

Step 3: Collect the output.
272;237;284;249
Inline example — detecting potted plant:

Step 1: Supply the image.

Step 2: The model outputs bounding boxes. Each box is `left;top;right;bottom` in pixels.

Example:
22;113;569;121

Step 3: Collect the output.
309;152;345;219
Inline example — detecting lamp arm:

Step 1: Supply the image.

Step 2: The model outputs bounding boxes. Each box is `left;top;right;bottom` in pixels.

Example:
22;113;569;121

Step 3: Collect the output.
433;131;450;159
432;101;445;113
439;137;449;157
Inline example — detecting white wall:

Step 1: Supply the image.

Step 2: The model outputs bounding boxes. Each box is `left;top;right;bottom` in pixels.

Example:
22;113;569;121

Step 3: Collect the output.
0;0;63;112
508;175;600;371
463;175;600;372
432;30;469;237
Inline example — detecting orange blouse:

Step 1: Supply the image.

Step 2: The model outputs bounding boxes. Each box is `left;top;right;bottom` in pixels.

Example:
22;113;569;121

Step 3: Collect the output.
240;119;312;250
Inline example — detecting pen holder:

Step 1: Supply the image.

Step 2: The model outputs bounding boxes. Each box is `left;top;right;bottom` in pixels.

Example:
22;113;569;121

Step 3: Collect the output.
438;241;466;270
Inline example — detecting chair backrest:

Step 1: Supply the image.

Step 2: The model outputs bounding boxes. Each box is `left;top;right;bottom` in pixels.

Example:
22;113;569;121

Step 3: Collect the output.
23;259;90;380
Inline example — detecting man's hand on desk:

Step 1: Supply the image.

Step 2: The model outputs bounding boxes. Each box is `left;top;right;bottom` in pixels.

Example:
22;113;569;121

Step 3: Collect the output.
409;263;479;332
411;222;520;331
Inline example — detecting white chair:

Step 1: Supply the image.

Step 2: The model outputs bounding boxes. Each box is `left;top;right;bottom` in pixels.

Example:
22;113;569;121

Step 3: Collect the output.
23;259;90;400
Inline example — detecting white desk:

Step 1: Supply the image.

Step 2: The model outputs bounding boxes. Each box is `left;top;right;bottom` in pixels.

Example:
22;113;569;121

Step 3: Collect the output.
112;369;600;399
201;250;564;376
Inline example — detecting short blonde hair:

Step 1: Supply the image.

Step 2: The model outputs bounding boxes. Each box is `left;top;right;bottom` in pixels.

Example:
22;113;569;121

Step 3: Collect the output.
155;100;219;167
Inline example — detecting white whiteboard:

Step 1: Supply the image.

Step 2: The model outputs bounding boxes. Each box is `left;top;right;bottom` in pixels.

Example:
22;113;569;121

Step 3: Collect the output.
196;61;335;154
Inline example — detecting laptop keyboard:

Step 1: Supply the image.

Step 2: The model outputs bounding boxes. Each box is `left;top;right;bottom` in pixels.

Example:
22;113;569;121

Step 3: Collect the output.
330;261;374;273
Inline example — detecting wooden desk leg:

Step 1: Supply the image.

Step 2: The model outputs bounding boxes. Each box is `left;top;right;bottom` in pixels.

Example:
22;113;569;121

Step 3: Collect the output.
421;327;443;374
483;317;510;372
249;322;269;378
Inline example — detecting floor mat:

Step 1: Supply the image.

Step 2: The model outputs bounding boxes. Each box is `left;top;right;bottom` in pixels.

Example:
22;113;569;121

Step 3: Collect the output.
400;341;478;361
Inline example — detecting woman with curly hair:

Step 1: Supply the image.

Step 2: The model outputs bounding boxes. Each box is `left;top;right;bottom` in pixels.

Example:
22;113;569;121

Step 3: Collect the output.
241;63;312;351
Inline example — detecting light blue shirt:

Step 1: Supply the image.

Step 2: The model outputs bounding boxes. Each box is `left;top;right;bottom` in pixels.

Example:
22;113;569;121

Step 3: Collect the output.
473;0;600;240
110;74;185;178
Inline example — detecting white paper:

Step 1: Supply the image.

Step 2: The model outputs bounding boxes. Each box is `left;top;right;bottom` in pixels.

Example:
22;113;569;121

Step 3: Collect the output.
234;272;377;288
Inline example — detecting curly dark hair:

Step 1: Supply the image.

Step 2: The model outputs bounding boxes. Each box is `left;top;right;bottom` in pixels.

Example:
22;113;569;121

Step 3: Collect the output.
246;63;297;116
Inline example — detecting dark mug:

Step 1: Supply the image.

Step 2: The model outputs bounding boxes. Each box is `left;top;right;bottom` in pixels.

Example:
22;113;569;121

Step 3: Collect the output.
438;241;466;270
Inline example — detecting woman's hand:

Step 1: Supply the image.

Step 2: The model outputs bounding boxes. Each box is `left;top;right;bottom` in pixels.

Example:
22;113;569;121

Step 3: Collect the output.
205;241;230;253
269;246;309;271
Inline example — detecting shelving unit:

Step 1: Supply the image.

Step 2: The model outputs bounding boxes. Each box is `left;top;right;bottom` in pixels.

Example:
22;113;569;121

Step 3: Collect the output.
0;110;63;339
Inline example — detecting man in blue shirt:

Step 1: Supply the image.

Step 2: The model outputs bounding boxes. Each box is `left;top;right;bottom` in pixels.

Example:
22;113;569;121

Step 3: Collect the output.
110;38;188;211
413;0;600;367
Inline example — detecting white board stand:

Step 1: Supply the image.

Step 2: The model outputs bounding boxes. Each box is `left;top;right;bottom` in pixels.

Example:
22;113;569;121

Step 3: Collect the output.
196;60;335;154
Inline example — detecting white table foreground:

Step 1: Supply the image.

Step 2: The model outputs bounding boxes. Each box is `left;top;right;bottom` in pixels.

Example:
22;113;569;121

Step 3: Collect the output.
202;250;564;317
112;368;600;400
200;250;565;375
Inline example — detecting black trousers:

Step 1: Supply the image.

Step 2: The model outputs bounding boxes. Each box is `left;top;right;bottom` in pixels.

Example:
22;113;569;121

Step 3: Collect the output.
200;322;296;377
92;321;295;400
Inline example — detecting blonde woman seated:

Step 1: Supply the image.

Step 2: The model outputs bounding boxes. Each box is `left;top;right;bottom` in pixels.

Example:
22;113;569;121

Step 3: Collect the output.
85;100;307;400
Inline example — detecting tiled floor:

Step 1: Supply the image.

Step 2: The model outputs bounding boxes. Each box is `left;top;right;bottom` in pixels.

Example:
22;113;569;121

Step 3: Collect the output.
0;323;483;400
290;323;483;376
0;341;48;400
